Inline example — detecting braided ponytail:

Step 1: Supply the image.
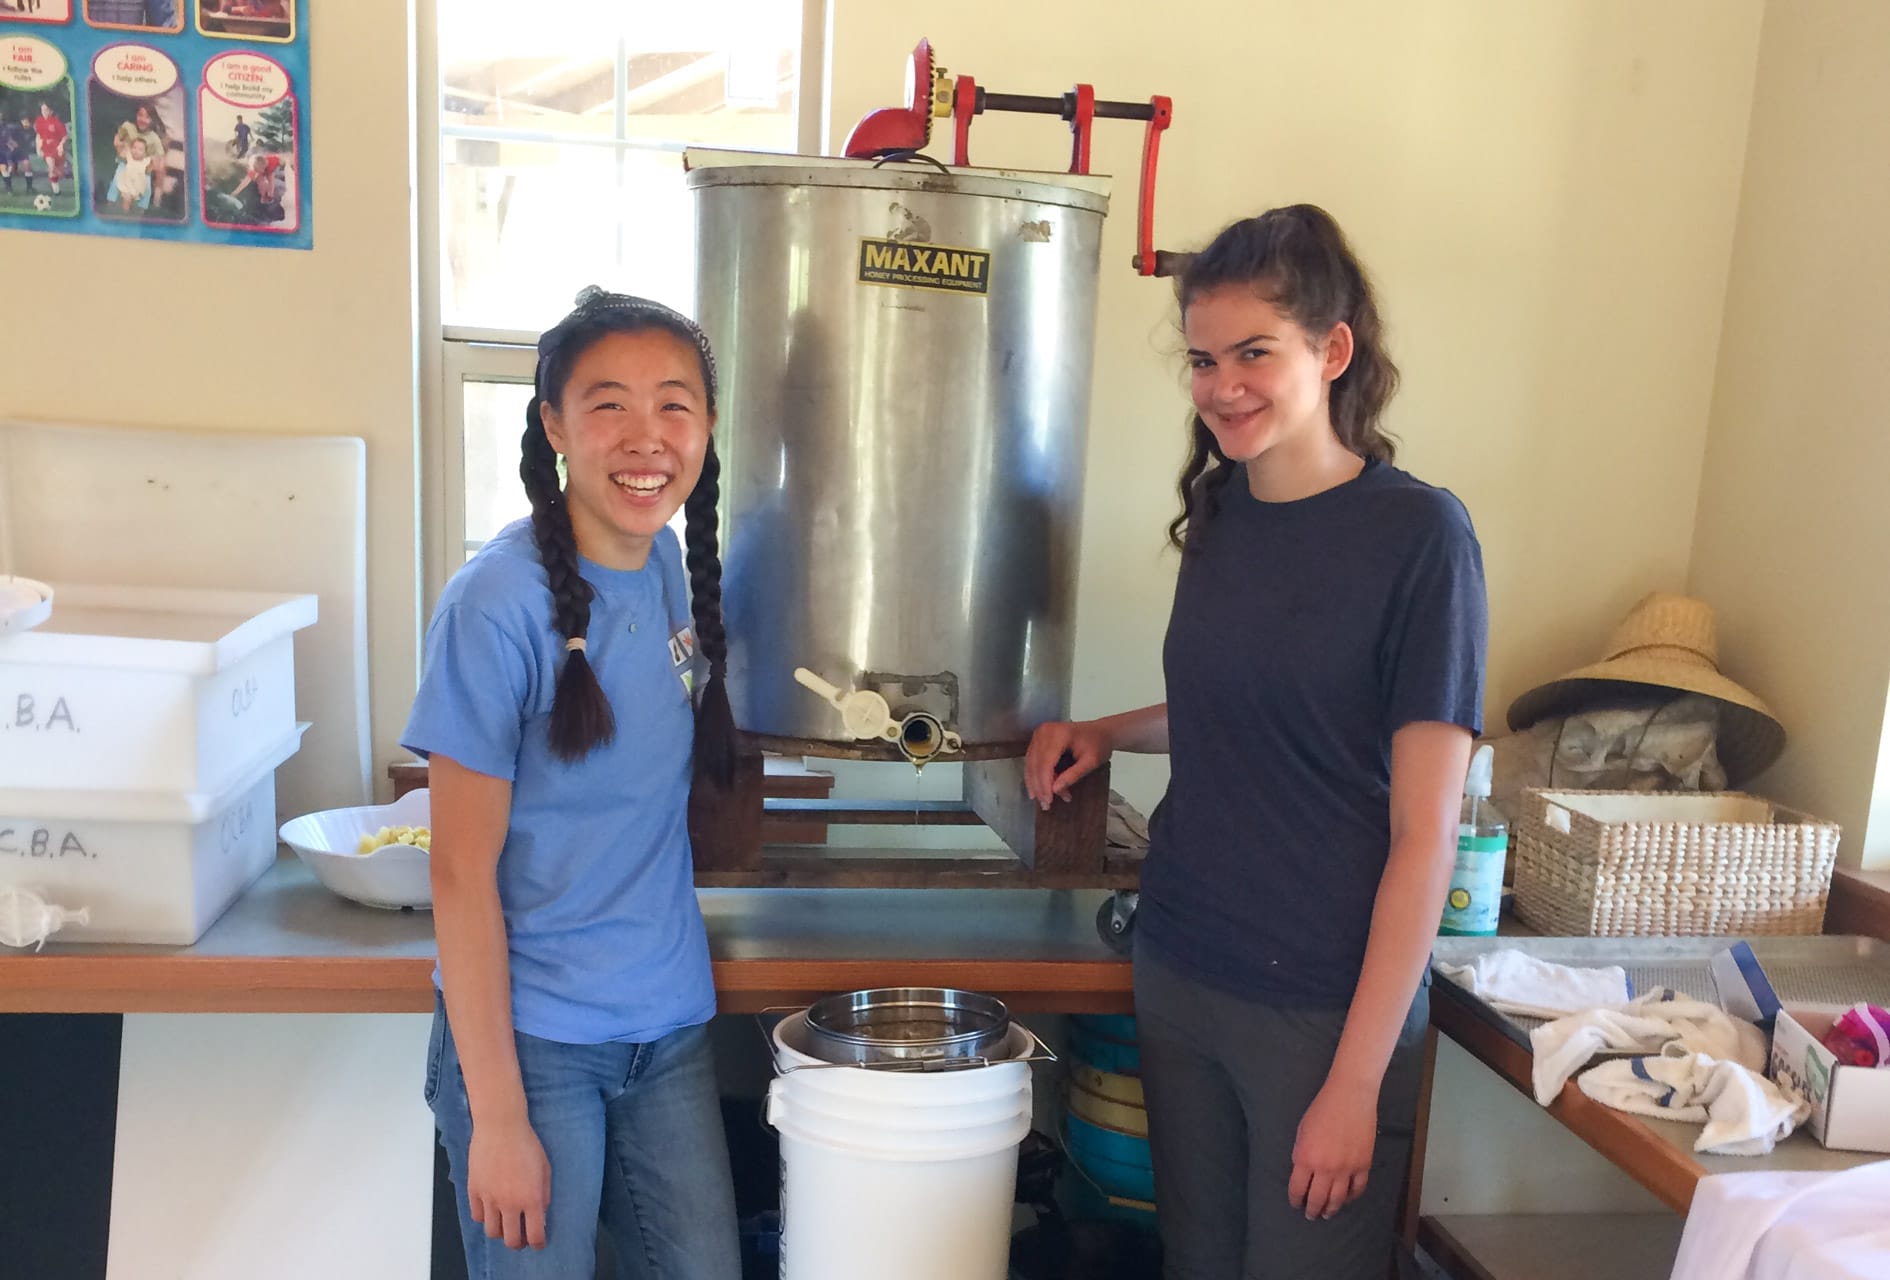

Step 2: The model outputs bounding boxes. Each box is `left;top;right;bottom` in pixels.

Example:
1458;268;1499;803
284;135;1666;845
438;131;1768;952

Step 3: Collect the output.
683;437;737;787
521;398;616;761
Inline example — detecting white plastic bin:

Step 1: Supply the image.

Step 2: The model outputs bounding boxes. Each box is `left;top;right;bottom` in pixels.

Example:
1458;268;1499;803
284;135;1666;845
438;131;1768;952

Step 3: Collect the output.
0;723;306;944
0;584;316;796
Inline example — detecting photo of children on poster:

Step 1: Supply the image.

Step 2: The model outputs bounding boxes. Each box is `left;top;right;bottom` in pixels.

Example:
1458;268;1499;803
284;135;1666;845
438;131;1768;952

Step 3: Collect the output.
88;58;186;222
199;49;294;230
83;1;182;36
0;2;75;24
0;80;78;216
199;0;290;41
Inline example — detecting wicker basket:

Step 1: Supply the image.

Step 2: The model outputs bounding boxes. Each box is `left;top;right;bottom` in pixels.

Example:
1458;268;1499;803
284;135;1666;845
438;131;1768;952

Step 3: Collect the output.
1512;789;1841;937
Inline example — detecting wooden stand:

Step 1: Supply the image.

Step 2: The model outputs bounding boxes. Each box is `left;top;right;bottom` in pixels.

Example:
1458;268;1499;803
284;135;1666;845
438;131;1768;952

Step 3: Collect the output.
389;755;839;843
687;743;1135;889
392;740;1142;892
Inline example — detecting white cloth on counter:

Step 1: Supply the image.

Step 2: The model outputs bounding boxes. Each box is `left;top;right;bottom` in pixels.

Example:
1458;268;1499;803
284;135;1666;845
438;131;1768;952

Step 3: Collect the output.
1529;989;1767;1105
1670;1161;1890;1280
1575;1049;1808;1155
1435;949;1633;1019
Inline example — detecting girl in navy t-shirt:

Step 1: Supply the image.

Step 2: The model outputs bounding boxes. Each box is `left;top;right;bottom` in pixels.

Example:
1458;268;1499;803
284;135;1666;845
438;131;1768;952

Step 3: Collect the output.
1028;206;1487;1279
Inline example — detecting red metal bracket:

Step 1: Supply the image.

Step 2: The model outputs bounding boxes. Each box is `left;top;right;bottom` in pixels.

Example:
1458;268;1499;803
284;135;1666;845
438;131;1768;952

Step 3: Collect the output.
952;75;978;167
1133;95;1173;276
1068;83;1095;176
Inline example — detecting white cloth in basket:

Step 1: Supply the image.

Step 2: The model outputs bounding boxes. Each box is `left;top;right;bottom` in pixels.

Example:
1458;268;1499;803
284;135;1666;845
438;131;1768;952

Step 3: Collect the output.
1529;989;1767;1105
1436;949;1633;1019
1576;1050;1808;1156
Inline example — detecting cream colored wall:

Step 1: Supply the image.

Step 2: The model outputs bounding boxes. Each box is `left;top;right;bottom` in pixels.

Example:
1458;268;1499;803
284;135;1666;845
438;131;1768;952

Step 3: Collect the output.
0;4;421;791
0;4;1768;819
830;1;1763;811
1688;0;1890;870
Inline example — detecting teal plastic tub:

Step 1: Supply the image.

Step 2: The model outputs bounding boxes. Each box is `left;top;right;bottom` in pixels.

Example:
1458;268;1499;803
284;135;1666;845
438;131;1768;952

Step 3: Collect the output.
1067;1021;1140;1075
1064;1111;1154;1203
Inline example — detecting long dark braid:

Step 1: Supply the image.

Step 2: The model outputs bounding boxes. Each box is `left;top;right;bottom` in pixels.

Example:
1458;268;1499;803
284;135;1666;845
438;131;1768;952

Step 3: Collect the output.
520;397;615;760
684;437;737;787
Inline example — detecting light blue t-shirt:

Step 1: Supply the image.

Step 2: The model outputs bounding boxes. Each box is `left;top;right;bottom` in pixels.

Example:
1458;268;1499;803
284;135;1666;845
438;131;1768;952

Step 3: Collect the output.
401;519;716;1045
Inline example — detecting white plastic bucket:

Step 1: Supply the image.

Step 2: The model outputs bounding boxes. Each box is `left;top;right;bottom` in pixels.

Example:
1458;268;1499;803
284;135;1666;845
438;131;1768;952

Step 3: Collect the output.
768;1010;1038;1279
772;1076;1032;1135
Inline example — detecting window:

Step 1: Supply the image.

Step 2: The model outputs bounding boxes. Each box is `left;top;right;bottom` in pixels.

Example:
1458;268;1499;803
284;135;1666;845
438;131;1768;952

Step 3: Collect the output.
421;0;821;593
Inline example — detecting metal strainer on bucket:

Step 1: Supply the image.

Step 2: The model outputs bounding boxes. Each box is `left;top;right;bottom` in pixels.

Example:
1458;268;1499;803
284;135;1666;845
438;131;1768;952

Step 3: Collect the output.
802;987;1013;1066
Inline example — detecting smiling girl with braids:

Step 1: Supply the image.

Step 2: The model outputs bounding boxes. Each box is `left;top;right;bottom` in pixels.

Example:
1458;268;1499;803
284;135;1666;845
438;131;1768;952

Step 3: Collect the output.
402;287;741;1276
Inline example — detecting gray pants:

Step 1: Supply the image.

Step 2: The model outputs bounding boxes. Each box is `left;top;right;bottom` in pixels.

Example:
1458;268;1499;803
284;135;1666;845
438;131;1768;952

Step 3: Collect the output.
1133;944;1430;1280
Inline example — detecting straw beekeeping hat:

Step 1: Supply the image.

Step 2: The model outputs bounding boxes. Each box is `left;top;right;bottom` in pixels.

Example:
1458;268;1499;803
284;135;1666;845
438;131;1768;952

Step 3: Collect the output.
1506;592;1784;784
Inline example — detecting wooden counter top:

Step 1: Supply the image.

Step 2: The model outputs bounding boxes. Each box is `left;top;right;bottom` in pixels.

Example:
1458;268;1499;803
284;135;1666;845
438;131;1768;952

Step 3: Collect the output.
0;855;1134;1016
14;857;1880;1024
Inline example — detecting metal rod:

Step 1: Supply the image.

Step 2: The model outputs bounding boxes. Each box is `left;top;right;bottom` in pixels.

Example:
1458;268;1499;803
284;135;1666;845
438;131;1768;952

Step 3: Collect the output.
978;92;1157;123
981;92;1065;114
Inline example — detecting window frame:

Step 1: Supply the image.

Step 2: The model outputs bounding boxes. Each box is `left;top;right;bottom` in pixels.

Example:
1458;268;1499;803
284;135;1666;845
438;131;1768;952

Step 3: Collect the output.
414;0;828;614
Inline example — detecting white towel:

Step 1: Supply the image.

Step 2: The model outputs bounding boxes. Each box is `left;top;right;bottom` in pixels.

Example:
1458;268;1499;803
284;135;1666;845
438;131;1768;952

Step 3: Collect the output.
1436;950;1633;1019
1575;1049;1809;1155
1670;1161;1890;1280
1529;989;1767;1105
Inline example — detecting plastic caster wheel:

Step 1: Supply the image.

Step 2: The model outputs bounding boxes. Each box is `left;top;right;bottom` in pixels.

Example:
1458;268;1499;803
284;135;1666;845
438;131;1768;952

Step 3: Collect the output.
1096;891;1137;954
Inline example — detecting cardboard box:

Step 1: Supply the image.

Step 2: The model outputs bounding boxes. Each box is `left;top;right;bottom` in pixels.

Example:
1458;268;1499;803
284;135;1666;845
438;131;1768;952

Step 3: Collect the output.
1768;1007;1890;1154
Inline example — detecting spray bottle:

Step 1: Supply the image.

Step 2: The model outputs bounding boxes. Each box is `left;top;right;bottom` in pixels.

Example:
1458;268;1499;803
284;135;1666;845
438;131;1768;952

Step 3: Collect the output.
1440;744;1506;936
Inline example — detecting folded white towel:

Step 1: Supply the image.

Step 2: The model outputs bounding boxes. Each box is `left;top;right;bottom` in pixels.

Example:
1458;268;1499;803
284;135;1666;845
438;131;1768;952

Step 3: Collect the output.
1529;989;1767;1105
1576;1049;1809;1155
1436;950;1633;1019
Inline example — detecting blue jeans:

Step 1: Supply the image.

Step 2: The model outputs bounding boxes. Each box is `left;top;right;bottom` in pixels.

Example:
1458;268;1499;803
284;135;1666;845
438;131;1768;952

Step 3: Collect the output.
426;999;741;1278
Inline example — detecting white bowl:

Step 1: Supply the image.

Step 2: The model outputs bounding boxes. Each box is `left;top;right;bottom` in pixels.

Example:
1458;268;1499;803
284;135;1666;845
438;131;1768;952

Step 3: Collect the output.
0;576;53;634
279;789;433;910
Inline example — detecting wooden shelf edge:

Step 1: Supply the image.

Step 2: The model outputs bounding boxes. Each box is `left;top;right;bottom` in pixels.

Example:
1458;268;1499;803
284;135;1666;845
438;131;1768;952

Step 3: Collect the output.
0;956;438;1014
1417;1215;1497;1280
1827;867;1890;943
1430;989;1699;1214
2;955;1132;1016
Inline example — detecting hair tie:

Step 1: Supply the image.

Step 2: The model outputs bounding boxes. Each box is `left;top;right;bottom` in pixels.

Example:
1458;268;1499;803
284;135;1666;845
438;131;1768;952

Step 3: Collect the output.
537;286;719;406
565;637;587;653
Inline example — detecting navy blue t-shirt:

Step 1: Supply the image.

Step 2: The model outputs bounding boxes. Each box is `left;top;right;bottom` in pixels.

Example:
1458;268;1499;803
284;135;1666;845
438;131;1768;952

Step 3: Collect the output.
1138;459;1488;1007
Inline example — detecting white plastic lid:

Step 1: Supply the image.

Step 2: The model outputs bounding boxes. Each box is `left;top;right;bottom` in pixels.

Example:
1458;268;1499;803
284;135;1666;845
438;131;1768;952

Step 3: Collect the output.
1465;743;1495;798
